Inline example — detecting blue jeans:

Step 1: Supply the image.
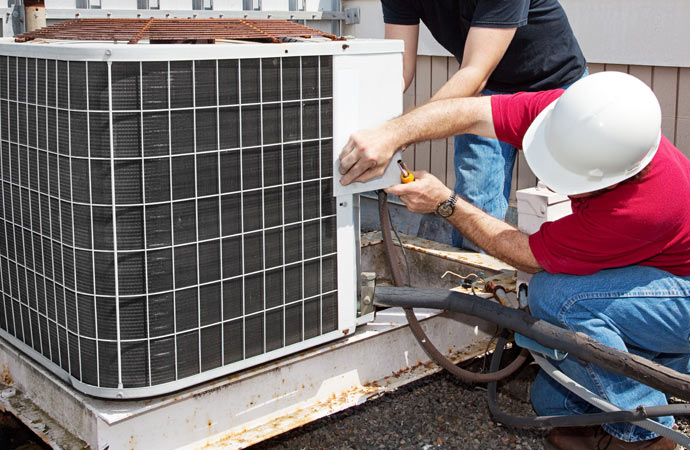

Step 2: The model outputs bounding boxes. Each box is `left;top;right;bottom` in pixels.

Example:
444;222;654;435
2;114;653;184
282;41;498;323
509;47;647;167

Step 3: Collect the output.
451;88;515;251
527;266;690;442
452;71;588;250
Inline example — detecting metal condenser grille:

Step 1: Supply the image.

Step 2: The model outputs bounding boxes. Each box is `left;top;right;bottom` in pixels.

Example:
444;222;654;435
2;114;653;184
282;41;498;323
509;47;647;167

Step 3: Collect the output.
0;54;338;391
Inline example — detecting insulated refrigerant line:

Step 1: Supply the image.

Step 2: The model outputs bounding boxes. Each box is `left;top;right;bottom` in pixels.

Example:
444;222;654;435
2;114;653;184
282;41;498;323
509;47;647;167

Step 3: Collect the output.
373;285;690;403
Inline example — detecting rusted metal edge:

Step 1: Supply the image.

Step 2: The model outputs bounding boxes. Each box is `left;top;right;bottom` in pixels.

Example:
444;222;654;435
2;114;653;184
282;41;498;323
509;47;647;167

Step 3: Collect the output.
200;338;496;449
128;17;155;45
14;18;342;44
361;231;516;273
238;18;279;43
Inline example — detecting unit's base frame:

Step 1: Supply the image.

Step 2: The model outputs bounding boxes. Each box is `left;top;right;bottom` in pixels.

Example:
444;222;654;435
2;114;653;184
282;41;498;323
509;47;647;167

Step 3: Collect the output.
0;306;496;449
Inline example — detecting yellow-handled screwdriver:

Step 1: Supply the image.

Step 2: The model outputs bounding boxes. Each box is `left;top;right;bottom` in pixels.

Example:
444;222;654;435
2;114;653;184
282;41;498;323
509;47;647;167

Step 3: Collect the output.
398;160;414;183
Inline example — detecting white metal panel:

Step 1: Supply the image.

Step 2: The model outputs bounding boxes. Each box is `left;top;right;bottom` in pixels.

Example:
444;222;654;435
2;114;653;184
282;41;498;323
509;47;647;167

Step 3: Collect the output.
345;0;690;67
331;50;404;196
0;38;402;61
341;0;385;40
101;0;138;9
159;0;193;9
214;0;244;9
335;195;357;335
417;23;452;58
260;0;290;11
45;0;77;8
560;0;690;67
305;0;334;11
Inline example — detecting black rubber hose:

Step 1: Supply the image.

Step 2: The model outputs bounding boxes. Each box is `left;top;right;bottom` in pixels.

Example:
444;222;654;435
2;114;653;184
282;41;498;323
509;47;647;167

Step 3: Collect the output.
377;191;528;383
373;286;690;403
487;335;690;428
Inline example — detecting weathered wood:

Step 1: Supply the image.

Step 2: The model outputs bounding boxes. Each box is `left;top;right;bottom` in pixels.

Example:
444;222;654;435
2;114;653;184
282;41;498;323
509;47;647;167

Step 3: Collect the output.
675;67;690;158
508;160;518;208
414;55;432;173
653;66;679;144
446;58;461;189
402;73;416;168
515;150;537;191
587;63;606;74
430;56;449;184
629;65;653;88
604;63;629;73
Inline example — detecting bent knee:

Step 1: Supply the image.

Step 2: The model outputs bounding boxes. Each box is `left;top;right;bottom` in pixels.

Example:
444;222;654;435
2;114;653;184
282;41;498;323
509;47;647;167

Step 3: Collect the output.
526;271;564;321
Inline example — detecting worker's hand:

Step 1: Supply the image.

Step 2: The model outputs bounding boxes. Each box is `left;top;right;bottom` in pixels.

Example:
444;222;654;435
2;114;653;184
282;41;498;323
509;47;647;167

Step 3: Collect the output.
385;171;453;214
338;126;399;185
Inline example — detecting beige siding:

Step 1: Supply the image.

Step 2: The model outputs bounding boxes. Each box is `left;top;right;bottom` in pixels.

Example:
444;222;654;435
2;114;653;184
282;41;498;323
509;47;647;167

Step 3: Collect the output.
413;56;432;174
677;68;690;159
406;59;690;206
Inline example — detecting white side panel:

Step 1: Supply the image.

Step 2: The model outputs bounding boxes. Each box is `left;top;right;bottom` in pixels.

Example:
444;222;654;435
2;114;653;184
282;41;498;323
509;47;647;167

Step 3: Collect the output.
214;0;244;9
261;0;290;10
332;51;404;196
0;39;404;62
561;0;690;67
305;0;334;11
45;0;76;8
417;23;452;58
159;0;193;9
336;195;357;334
101;0;138;9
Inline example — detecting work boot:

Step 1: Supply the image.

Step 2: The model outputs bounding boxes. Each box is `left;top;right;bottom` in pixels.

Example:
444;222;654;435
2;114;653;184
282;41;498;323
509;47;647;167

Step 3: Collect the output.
544;426;678;450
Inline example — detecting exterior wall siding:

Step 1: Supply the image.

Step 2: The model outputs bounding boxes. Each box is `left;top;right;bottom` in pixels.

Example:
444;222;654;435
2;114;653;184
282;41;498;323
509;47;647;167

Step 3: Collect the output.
403;58;690;207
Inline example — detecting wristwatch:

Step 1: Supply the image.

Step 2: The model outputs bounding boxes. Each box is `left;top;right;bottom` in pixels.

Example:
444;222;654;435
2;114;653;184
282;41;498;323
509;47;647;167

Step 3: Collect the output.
436;192;458;218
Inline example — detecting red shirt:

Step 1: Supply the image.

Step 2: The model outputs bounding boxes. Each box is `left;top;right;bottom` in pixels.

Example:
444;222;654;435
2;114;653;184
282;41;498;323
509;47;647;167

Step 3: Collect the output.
492;91;690;276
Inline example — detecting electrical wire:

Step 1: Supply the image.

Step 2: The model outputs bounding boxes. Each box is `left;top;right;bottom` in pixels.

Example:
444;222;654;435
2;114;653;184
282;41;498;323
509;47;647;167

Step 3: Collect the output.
530;351;690;446
486;335;690;437
377;191;528;383
389;212;412;285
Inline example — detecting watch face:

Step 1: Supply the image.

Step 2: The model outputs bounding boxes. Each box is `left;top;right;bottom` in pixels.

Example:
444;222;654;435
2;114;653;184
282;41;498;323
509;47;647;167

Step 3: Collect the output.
437;202;453;218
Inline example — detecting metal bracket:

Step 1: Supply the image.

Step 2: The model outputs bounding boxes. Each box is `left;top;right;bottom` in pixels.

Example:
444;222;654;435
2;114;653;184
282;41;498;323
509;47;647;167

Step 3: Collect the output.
359;272;376;317
344;7;360;25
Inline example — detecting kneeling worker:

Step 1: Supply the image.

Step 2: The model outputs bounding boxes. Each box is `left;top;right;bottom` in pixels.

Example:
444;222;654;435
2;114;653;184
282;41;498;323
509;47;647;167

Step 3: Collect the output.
338;72;690;449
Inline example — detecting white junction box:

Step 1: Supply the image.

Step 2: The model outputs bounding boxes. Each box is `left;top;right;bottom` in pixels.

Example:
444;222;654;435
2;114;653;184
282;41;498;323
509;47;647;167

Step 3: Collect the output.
516;182;572;235
516;182;572;289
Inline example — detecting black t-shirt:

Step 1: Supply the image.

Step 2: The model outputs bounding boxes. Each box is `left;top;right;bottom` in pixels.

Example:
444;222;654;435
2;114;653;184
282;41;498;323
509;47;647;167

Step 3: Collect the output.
381;0;586;92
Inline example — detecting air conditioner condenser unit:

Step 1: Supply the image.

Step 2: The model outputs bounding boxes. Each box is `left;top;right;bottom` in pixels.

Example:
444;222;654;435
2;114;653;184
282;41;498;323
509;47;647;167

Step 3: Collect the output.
0;38;403;398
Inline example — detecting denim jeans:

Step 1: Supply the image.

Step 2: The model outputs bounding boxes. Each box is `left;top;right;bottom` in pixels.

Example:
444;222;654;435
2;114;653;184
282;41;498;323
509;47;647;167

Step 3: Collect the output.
451;71;588;250
527;266;690;442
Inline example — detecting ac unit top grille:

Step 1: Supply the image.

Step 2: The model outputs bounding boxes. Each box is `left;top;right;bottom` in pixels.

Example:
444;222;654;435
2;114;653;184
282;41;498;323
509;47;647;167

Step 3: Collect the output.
15;18;341;45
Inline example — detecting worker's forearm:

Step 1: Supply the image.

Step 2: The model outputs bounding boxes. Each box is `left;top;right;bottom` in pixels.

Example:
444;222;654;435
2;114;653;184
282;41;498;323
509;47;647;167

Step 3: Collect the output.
447;199;543;273
382;97;492;149
429;66;488;102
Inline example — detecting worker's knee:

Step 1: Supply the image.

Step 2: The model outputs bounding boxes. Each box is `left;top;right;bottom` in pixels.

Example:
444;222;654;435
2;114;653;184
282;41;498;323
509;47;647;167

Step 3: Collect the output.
526;271;566;322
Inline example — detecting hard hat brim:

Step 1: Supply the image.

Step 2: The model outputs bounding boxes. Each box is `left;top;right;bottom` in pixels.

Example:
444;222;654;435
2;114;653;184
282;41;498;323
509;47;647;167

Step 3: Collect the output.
522;98;659;196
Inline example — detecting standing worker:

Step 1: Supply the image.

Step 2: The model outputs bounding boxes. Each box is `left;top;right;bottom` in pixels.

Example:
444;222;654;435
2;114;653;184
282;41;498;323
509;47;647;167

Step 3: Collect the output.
339;72;689;449
373;0;587;250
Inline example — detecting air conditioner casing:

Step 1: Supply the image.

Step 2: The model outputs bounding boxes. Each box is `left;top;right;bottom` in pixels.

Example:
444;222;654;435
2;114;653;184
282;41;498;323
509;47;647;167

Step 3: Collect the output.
0;38;403;398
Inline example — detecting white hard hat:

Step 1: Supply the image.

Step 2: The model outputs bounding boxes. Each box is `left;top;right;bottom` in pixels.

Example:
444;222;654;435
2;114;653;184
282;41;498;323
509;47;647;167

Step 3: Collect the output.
522;71;662;195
